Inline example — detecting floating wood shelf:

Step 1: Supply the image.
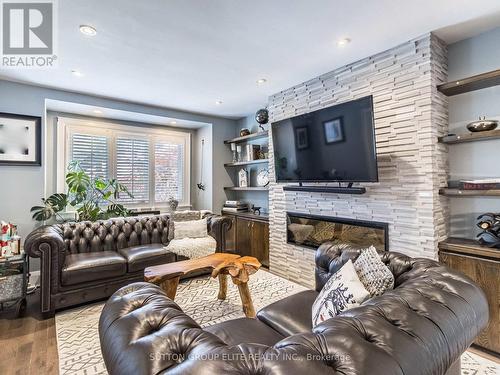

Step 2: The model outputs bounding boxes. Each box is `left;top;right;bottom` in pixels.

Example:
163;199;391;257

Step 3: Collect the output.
437;69;500;96
439;129;500;144
439;188;500;197
439;237;500;260
224;186;268;191
224;159;269;167
224;131;268;144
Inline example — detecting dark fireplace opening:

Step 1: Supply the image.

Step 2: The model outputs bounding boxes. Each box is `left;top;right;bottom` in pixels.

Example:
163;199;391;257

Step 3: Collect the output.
286;212;388;251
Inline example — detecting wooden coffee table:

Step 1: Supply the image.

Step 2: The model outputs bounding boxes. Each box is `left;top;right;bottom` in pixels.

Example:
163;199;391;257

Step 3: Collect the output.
144;253;261;318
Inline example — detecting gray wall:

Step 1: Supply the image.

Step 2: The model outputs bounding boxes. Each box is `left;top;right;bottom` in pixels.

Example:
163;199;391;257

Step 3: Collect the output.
0;80;236;269
447;27;500;238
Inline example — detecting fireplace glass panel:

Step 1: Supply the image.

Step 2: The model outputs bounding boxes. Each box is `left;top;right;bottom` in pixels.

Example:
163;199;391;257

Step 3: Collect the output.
286;213;387;251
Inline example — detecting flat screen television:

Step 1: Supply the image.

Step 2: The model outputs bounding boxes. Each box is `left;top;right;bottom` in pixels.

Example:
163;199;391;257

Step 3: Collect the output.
271;95;378;183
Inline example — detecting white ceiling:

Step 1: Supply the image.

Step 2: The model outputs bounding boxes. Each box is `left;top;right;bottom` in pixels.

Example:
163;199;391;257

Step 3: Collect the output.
2;0;500;119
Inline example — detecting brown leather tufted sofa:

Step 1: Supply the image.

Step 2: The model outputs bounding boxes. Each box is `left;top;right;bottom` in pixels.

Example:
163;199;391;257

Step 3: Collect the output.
24;212;231;315
98;242;489;375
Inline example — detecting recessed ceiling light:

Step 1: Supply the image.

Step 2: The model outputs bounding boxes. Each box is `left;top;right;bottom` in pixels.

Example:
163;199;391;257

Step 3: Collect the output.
215;100;223;105
170;120;177;125
93;109;102;114
71;69;83;77
256;78;267;85
80;25;97;36
337;38;351;47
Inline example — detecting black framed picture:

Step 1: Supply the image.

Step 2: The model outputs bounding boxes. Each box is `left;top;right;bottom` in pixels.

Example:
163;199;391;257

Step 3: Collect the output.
295;126;309;150
0;112;41;166
323;117;344;144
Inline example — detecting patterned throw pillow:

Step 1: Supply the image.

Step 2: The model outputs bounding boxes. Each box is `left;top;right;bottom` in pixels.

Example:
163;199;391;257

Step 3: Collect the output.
312;260;370;328
353;246;394;296
172;218;208;239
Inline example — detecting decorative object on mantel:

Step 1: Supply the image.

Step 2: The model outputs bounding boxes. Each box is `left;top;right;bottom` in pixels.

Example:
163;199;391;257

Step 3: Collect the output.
245;144;260;161
168;197;179;211
0;112;41;166
256;168;269;187
197;139;206;191
238;168;248;187
476;212;500;248
239;128;250;137
230;143;238;163
236;145;242;162
466;116;498;132
255;108;269;132
250;205;261;215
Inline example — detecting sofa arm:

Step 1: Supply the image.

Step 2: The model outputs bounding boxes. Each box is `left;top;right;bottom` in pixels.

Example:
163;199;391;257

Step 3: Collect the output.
205;214;232;252
24;225;65;312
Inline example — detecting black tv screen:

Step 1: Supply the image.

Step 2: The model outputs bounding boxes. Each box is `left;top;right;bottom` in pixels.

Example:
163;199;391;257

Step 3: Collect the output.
271;96;378;183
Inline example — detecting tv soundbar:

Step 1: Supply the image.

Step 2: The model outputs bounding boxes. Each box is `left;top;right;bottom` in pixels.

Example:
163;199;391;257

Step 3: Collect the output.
283;185;366;194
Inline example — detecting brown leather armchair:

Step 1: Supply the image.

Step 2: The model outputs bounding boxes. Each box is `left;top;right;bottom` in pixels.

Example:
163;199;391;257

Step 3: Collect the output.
98;242;489;375
24;212;231;315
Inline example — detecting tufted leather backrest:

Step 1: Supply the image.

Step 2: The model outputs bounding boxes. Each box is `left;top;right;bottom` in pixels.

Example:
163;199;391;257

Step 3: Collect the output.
99;246;489;375
58;215;170;254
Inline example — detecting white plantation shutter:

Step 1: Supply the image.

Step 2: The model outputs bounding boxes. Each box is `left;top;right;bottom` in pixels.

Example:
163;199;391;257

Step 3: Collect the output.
60;117;190;208
116;136;150;203
70;133;109;180
155;140;184;202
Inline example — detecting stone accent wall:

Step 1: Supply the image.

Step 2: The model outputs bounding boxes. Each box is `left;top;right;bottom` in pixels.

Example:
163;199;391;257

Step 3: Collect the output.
267;33;449;288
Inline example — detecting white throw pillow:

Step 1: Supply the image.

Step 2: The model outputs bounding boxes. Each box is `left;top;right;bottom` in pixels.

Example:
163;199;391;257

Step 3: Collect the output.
173;218;208;239
353;246;394;297
312;259;370;328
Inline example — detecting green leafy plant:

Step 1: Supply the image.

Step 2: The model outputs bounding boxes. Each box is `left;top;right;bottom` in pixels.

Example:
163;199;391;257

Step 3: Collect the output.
31;161;134;222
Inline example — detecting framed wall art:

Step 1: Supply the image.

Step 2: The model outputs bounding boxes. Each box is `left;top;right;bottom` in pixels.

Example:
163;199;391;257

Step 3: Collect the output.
0;112;41;166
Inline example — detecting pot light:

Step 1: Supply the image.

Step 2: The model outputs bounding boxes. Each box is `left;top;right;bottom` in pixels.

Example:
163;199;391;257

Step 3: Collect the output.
93;109;103;114
337;38;351;47
71;69;83;77
80;25;97;36
256;78;267;85
170;120;177;125
215;100;223;105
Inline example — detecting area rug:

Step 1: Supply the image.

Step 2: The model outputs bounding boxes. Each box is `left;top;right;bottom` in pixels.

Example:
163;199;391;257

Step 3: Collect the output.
55;270;499;375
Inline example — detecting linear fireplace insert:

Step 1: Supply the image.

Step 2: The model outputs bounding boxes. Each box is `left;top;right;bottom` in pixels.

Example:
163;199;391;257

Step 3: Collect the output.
286;212;388;251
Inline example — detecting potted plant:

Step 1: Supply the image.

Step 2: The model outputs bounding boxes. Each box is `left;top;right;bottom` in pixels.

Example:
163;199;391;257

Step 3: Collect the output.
30;161;134;222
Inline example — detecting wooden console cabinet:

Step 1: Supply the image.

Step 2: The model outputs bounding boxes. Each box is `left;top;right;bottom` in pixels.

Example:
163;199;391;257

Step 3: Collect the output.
439;238;500;355
223;212;269;268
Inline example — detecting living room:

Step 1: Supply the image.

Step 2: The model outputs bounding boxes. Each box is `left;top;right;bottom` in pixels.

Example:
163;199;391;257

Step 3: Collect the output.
0;1;499;374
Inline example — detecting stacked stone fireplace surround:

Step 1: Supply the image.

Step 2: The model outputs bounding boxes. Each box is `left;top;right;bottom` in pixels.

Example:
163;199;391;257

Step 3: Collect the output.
267;33;449;288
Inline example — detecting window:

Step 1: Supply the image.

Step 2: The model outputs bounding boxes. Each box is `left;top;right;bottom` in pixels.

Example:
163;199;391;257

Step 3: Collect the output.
57;118;191;208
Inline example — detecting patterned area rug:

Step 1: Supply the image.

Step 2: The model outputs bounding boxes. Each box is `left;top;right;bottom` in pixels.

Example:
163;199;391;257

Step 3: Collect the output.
55;270;499;375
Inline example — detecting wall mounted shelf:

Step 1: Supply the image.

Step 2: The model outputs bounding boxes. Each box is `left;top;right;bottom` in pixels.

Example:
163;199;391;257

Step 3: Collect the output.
224;131;268;144
224;159;269;167
439;129;500;144
438;237;500;260
439;188;500;197
437;69;500;96
224;186;269;191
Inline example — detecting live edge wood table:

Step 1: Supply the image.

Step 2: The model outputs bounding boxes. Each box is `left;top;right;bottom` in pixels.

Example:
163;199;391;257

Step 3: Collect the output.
144;253;261;318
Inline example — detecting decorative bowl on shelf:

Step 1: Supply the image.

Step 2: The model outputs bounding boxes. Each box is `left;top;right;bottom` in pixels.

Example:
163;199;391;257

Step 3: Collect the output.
466;116;498;132
239;128;250;137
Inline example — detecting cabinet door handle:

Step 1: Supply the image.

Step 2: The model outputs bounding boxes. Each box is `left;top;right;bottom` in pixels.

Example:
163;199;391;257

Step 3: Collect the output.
248;222;251;228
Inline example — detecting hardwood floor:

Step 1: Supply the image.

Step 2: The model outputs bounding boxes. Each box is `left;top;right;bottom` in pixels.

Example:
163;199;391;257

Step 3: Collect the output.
0;290;58;375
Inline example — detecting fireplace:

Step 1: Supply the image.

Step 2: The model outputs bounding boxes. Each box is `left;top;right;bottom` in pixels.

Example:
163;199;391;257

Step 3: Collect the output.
286;212;388;251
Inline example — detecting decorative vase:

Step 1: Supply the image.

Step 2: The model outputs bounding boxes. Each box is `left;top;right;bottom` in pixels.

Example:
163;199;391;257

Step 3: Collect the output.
168;197;179;211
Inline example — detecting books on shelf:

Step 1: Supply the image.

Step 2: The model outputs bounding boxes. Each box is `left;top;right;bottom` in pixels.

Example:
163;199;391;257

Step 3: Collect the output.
448;179;500;190
222;200;248;213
